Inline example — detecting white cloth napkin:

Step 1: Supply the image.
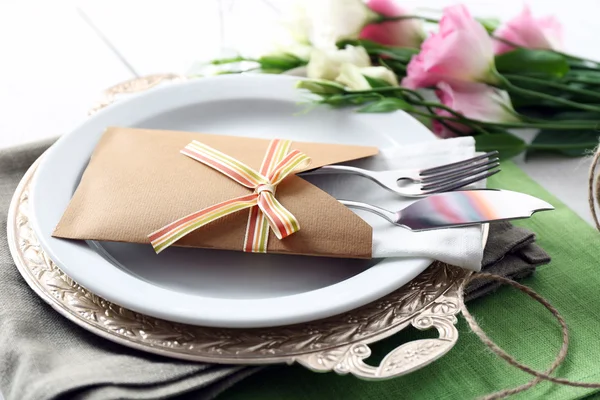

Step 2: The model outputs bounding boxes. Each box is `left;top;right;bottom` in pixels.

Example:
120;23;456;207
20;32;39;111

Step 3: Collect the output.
303;137;484;271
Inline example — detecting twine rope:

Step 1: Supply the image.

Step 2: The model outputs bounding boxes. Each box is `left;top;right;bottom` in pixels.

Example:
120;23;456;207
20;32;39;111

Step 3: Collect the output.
588;147;600;231
459;146;600;398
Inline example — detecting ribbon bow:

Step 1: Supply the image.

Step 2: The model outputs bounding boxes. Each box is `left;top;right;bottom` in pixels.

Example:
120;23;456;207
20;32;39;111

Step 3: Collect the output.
149;139;311;254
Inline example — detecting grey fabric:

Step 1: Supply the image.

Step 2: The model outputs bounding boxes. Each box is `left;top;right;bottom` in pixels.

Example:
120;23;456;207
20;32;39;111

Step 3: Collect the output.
465;221;551;302
0;140;549;400
0;140;261;400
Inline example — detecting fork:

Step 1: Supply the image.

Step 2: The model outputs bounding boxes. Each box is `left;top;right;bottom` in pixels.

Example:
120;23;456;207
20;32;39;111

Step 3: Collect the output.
300;151;500;198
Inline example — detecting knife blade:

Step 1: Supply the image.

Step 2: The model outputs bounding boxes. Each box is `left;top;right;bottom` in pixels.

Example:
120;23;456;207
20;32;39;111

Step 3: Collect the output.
339;189;554;231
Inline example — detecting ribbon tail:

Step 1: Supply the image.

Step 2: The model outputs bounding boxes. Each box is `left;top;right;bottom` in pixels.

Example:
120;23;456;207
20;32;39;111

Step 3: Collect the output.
149;193;258;254
244;139;294;253
257;192;300;240
243;207;270;253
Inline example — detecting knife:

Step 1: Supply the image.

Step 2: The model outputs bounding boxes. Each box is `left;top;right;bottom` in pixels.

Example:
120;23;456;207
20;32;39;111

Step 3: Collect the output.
339;189;554;231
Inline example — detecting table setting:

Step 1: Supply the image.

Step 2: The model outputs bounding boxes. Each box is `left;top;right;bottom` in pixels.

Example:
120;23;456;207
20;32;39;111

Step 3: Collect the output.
3;1;600;400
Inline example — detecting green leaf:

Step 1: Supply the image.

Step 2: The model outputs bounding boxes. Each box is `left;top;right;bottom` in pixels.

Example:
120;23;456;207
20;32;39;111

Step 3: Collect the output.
296;80;346;95
337;39;418;61
319;93;382;107
474;133;527;159
376;48;419;62
210;56;249;65
379;58;407;76
528;129;600;157
258;54;306;72
357;98;412;113
476;17;501;33
363;75;394;88
495;49;569;77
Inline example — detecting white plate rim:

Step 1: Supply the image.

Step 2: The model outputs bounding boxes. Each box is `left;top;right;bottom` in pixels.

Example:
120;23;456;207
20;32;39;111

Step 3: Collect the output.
30;74;446;328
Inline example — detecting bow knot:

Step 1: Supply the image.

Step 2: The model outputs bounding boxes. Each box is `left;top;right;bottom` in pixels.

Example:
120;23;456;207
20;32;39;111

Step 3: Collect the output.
256;183;276;195
149;139;311;254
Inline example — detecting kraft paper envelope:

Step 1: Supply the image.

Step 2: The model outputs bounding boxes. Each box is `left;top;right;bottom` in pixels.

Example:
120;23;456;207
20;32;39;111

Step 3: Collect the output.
53;127;379;259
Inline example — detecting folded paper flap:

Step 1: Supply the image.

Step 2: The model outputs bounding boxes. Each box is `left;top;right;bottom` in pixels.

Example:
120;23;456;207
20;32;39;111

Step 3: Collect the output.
105;127;377;172
53;127;375;259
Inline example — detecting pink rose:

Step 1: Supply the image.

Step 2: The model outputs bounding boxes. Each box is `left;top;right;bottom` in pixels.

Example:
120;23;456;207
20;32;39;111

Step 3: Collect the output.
359;0;424;48
434;82;519;133
493;6;563;54
402;5;497;89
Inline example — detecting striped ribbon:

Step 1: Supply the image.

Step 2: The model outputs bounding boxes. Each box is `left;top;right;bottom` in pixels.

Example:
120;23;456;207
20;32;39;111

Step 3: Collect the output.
149;139;310;254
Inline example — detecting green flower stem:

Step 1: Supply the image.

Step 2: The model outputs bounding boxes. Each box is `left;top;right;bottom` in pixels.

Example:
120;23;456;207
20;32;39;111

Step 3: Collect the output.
491;36;600;68
515;112;597;127
566;62;600;72
409;103;597;130
564;76;600;86
411;103;493;135
428;112;596;130
380;87;488;134
397;89;492;135
527;142;598;150
407;109;492;134
553;53;599;67
377;15;440;24
503;73;600;101
380;58;407;73
343;85;489;135
340;86;600;128
210;56;257;65
309;84;599;129
381;93;596;131
495;74;600;113
437;119;475;136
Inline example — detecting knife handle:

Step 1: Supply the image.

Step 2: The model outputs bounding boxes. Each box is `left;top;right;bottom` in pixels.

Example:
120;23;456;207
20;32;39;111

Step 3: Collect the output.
338;200;399;226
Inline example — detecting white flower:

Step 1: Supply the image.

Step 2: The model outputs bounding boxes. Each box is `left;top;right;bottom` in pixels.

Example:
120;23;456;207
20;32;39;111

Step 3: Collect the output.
335;64;398;90
283;43;313;62
255;16;314;62
282;0;379;48
281;1;312;44
307;45;371;81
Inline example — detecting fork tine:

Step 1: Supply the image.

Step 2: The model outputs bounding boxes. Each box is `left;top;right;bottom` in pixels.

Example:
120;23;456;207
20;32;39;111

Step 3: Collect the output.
419;151;499;176
422;168;501;195
420;158;499;184
421;162;500;190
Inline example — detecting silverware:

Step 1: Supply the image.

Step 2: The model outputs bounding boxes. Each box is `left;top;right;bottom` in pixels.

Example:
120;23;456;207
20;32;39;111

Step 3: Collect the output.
340;189;553;230
301;151;500;197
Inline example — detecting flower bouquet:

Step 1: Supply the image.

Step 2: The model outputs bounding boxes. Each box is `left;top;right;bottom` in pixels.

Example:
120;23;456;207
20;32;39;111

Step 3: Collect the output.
208;0;600;158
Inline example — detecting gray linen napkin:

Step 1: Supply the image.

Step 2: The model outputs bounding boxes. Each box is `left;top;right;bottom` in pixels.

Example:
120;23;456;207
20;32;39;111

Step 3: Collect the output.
0;140;549;400
0;140;260;400
465;221;551;302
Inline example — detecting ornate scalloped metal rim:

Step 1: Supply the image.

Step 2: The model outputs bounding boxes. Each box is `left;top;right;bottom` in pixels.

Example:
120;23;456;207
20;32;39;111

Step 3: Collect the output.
5;75;485;380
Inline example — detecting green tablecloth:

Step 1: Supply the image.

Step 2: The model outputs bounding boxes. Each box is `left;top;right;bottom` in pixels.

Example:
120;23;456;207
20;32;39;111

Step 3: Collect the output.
220;161;600;400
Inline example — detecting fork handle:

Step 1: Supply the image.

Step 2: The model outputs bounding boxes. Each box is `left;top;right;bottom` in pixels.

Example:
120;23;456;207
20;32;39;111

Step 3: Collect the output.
301;165;376;178
338;200;398;225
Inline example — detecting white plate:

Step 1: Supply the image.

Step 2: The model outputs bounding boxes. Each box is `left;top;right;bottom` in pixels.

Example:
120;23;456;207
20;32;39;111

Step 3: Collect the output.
31;75;437;328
